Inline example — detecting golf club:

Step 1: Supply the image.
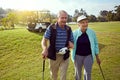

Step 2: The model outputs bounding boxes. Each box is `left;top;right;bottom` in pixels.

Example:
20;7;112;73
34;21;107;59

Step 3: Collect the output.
98;64;105;80
42;60;45;80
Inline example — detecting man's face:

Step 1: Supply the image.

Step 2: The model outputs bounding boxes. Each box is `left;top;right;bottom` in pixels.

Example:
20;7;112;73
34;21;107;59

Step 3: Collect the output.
78;19;88;29
58;12;68;26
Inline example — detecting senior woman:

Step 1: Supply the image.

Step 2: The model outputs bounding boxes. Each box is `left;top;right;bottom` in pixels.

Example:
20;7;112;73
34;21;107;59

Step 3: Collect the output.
71;15;101;80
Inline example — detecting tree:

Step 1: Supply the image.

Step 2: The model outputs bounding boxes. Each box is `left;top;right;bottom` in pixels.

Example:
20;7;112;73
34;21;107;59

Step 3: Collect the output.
100;10;108;17
99;10;108;22
50;13;57;23
7;12;18;28
107;11;114;21
99;5;120;21
0;7;6;14
67;15;72;23
73;9;80;18
17;11;35;24
97;16;107;22
1;17;8;29
73;8;88;22
0;7;6;19
1;12;18;29
79;8;87;16
114;5;120;21
88;15;97;22
38;10;51;22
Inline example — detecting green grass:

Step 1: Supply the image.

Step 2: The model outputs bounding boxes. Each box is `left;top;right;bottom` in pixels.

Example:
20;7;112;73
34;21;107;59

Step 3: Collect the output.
0;22;120;80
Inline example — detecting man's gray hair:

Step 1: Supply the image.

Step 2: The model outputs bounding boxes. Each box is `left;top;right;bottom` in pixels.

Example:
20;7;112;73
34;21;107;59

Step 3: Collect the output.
57;10;68;18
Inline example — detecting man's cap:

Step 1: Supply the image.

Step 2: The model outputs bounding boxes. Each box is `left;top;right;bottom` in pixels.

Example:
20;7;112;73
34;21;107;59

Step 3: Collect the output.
77;15;87;22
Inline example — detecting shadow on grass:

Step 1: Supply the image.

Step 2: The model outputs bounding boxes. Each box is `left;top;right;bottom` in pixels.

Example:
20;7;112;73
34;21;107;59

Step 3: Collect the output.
27;30;45;36
99;43;106;51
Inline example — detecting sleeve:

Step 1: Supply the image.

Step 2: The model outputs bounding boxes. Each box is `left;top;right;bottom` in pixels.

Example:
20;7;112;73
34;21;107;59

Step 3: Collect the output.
44;26;51;39
69;28;74;43
94;32;99;55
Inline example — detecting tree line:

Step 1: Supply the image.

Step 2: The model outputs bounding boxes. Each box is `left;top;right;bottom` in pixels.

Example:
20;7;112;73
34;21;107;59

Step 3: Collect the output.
0;5;120;29
73;5;120;22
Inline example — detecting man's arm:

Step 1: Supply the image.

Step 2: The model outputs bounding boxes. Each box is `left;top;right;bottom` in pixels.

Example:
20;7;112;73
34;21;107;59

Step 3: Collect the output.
41;37;48;59
41;25;51;59
68;29;74;49
68;41;74;49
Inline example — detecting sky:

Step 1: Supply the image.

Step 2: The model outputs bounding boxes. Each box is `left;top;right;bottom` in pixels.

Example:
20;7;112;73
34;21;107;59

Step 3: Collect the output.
0;0;120;16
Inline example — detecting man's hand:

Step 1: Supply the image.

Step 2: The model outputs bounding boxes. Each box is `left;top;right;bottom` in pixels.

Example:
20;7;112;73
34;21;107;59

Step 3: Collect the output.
41;49;48;59
41;37;48;59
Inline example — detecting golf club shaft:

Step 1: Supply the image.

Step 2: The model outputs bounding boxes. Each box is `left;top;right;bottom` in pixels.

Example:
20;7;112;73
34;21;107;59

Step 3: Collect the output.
43;60;45;72
99;64;105;80
42;72;44;80
42;60;45;80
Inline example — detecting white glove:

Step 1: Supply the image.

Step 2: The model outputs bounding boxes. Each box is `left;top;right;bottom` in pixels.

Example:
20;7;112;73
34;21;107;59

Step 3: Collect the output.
58;47;68;55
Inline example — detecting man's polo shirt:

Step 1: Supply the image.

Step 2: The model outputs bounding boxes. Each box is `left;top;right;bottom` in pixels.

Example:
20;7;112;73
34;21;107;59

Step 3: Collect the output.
44;23;73;51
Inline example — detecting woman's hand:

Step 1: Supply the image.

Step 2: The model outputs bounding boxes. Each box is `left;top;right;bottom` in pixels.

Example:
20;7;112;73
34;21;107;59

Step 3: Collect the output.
96;55;101;65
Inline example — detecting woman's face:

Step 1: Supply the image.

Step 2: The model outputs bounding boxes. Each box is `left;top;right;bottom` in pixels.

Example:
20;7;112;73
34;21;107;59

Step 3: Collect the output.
78;19;88;30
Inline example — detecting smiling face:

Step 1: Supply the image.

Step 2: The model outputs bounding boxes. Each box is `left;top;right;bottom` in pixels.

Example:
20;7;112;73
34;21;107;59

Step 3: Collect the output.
78;19;88;30
57;11;68;27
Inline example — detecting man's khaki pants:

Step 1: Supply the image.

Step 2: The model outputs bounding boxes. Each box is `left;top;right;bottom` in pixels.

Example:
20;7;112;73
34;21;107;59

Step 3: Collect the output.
49;54;69;80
